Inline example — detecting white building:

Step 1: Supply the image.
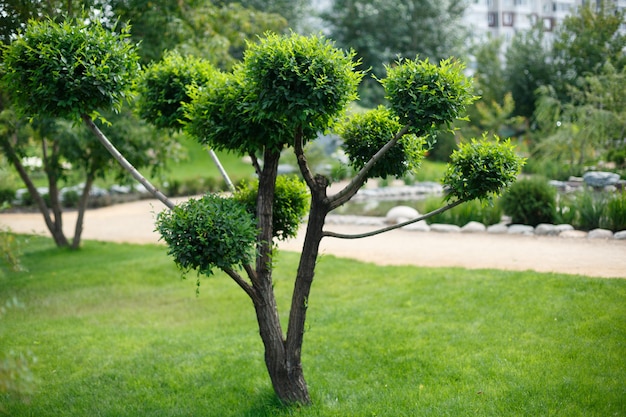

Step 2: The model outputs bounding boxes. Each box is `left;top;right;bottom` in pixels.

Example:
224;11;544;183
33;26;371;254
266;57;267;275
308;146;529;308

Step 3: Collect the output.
463;0;626;46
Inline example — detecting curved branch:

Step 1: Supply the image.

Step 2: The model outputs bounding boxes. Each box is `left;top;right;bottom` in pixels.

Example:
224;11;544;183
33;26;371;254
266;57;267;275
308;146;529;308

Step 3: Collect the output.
82;114;175;210
249;152;262;177
224;267;258;303
294;126;316;191
328;124;411;210
323;198;465;239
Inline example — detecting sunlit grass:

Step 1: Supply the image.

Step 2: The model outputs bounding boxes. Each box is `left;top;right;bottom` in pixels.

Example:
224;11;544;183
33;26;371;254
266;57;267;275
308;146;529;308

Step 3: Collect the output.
1;236;625;416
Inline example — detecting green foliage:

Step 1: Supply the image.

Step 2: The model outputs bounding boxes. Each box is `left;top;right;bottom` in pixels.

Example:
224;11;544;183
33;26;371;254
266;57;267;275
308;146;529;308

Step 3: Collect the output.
1;17;139;121
425;196;503;226
185;32;362;154
137;51;217;130
571;189;607;231
443;134;525;203
0;228;25;273
242;32;363;139
155;194;257;277
380;57;476;135
234;175;310;241
500;177;557;226
341;106;425;179
606;191;626;232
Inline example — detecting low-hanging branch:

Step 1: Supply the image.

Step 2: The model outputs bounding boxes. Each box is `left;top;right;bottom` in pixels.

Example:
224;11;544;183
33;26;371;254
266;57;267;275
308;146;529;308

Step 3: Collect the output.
322;198;466;240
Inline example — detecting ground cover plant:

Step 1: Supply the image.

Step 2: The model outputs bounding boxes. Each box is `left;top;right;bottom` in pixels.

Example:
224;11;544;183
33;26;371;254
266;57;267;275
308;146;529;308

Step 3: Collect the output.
1;236;625;416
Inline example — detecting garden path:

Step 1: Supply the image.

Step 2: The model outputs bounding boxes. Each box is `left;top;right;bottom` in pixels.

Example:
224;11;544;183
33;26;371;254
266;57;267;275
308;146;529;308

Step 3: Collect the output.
1;196;625;279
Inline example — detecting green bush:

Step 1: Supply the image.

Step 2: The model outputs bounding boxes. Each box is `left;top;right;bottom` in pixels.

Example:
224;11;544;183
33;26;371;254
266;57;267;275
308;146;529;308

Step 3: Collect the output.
155;194;257;277
234;175;310;241
423;197;502;226
606;191;626;231
501;177;556;226
571;190;607;231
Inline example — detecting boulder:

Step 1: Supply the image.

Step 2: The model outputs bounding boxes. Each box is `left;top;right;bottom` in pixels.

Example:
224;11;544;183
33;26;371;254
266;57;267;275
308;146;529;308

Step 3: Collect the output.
487;223;508;234
508;224;534;235
614;231;626;240
402;221;430;232
386;206;419;224
535;223;558;236
588;228;613;239
430;223;461;233
461;221;486;233
555;224;574;233
560;230;588;238
583;171;620;188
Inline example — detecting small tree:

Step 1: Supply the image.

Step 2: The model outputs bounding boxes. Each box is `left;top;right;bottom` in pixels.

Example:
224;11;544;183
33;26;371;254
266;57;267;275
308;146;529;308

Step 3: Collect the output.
3;21;524;405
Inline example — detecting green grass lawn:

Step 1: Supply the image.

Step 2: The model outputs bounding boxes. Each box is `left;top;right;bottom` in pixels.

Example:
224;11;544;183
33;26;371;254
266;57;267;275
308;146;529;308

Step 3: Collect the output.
1;236;625;416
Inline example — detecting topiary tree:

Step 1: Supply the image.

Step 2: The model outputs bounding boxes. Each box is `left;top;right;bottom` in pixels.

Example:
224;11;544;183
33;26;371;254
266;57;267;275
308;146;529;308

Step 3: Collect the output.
153;33;524;404
3;21;525;405
0;17;177;248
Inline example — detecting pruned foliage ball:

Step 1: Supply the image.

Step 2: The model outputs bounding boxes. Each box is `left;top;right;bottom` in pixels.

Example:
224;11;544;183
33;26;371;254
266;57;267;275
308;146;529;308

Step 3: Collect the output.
137;51;216;130
234;175;310;241
1;18;139;120
155;194;258;276
341;106;426;179
380;57;476;135
443;134;525;203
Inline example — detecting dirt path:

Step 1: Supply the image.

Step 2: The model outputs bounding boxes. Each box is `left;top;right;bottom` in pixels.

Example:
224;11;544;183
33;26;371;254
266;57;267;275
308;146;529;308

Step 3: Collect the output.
2;197;625;278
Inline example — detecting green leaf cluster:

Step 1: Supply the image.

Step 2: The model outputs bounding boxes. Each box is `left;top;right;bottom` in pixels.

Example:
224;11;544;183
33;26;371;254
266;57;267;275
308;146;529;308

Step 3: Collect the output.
380;57;476;134
137;51;216;130
1;17;139;120
242;32;363;139
155;194;257;276
184;32;363;153
341;106;425;179
234;175;310;241
443;134;525;202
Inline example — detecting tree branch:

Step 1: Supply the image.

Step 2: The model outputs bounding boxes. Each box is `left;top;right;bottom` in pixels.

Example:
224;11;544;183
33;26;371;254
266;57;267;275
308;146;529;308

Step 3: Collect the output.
328;124;411;210
322;198;465;239
249;152;262;177
81;114;175;210
294;126;317;191
224;267;258;303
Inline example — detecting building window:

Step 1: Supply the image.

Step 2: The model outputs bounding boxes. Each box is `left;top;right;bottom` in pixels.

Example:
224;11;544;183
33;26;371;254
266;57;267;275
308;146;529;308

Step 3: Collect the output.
503;12;515;26
542;16;555;31
488;11;498;27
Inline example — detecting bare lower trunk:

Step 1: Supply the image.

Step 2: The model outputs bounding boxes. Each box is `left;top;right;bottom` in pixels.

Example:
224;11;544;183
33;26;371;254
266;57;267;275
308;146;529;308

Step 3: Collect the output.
71;174;95;250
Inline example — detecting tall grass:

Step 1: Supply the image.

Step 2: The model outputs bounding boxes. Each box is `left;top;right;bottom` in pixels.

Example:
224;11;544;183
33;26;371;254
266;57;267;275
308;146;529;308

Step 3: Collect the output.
1;237;625;416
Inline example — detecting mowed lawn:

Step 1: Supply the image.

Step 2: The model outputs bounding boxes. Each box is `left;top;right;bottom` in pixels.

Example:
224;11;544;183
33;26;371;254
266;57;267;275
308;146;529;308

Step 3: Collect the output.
1;236;625;416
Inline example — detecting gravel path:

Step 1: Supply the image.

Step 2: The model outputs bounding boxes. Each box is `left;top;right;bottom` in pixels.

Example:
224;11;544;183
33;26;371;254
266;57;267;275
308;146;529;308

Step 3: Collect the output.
1;197;625;278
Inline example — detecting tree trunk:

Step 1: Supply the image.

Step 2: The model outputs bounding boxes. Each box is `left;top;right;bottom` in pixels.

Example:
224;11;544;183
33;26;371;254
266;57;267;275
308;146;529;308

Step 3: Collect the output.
0;135;69;247
253;147;312;405
71;173;95;250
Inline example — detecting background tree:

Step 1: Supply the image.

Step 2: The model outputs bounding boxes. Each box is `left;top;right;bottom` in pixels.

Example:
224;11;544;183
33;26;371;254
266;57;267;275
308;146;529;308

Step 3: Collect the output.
322;0;468;106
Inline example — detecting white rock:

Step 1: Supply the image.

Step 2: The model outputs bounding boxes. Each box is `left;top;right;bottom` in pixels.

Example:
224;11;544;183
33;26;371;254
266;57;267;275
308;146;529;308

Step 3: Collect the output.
430;223;461;233
461;221;486;233
614;230;626;240
535;223;558;236
560;230;588;239
402;221;430;232
487;224;508;234
555;224;575;233
508;224;535;235
588;228;613;239
386;206;419;224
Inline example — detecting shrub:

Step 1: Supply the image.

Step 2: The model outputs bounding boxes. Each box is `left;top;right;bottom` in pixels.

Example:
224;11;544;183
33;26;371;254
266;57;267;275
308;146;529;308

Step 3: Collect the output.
234;175;310;241
500;177;556;226
571;189;607;231
424;197;502;226
606;191;626;231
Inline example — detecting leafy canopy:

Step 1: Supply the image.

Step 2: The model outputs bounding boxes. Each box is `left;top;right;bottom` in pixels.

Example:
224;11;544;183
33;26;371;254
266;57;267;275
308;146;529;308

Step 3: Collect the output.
341;106;425;179
380;57;476;135
234;175;310;241
443;134;525;203
1;17;139;121
137;51;216;130
155;194;258;277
